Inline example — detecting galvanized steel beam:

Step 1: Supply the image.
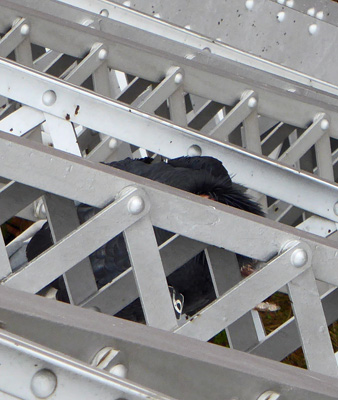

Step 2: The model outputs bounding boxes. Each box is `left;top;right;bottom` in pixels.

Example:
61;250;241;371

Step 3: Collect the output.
1;286;338;400
1;61;338;223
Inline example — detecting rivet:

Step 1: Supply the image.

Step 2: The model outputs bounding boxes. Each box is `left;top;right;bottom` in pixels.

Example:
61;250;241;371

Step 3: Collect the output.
291;248;308;268
100;9;109;17
123;0;131;6
20;24;30;36
98;48;108;60
42;90;57;106
87;305;101;312
245;0;254;11
248;97;258;109
320;119;329;131
174;73;183;84
307;8;316;17
185;25;191;30
277;0;285;4
109;138;118;149
286;0;294;7
277;11;286;22
110;364;128;378
187;145;202;157
309;24;318;35
316;11;324;20
31;369;57;398
334;201;338;216
257;391;280;400
154;13;161;18
128;196;145;215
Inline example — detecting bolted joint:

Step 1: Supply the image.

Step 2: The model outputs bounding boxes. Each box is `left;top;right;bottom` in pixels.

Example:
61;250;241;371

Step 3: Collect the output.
248;96;258;109
291;248;308;268
91;347;127;377
31;369;57;398
314;113;330;130
20;24;30;36
281;241;311;268
174;72;184;84
128;195;145;215
241;90;257;109
320;118;330;131
98;48;108;60
167;67;184;84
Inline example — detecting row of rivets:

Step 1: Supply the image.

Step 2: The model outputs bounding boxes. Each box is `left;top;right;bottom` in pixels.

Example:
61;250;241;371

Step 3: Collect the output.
245;1;324;35
307;8;324;20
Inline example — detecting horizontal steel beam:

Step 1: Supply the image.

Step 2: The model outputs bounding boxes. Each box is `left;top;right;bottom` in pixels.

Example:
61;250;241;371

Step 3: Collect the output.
1;132;338;286
1;61;338;222
2;0;338;134
0;329;177;400
0;286;338;400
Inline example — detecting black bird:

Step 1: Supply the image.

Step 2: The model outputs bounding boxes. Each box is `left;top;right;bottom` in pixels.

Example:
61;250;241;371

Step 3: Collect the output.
26;156;263;320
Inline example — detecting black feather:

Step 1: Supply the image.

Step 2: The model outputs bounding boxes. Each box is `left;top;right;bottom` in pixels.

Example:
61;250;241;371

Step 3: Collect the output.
26;156;263;319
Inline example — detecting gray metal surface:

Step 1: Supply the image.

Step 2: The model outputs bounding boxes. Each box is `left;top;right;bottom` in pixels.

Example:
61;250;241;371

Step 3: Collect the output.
88;0;338;85
1;287;338;400
1;0;338;390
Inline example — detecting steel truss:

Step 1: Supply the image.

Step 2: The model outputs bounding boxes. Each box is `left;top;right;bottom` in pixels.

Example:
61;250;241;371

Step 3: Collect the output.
1;0;338;396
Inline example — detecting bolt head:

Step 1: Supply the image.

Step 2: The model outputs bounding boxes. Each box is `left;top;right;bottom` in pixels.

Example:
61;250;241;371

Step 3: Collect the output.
110;364;128;378
334;202;338;216
87;306;101;312
277;11;286;22
309;24;318;35
185;25;191;30
187;145;202;157
291;248;308;268
307;8;316;17
277;0;285;4
286;0;294;7
245;0;254;10
248;97;258;109
316;11;324;20
98;48;108;60
20;24;30;35
31;369;57;398
320;119;329;131
123;0;131;6
100;9;109;17
174;73;183;84
128;195;145;215
42;90;57;106
109;138;118;150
